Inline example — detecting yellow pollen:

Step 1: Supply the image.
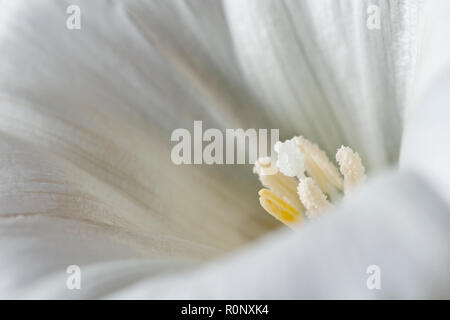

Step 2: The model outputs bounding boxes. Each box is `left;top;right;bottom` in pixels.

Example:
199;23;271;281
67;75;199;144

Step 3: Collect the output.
258;188;303;229
297;177;333;219
254;158;305;214
336;146;366;195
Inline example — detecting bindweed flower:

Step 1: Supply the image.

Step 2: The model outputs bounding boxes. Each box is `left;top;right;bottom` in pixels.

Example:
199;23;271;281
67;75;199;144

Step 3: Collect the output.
0;0;449;299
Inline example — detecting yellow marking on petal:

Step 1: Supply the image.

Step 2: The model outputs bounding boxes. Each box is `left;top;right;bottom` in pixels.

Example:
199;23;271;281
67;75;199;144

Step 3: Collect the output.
254;158;305;214
294;136;344;192
297;177;333;219
336;146;366;195
258;188;303;228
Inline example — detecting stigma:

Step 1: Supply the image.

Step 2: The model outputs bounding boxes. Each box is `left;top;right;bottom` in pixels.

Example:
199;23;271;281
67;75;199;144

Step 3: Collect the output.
254;136;366;228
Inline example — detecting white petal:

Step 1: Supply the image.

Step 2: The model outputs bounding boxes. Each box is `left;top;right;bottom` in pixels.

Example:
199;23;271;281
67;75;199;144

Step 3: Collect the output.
105;171;449;299
0;0;278;252
400;0;450;206
7;171;446;298
0;215;202;299
224;0;426;169
400;74;450;206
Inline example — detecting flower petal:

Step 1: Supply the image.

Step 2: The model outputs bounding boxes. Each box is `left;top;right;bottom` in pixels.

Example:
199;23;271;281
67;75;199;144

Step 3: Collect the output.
400;0;450;206
0;215;203;299
224;0;426;168
0;0;278;252
105;171;450;299
5;171;447;298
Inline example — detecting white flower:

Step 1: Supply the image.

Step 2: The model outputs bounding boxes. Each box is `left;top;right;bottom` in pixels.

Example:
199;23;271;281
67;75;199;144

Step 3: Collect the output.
0;0;449;299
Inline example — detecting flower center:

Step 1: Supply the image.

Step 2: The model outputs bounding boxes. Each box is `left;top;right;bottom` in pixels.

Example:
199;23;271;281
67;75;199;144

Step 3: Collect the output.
254;136;366;229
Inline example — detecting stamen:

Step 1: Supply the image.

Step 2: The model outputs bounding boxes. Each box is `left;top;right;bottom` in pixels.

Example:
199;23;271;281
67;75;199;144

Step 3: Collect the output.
254;157;305;214
255;137;366;228
294;136;344;193
297;177;333;219
258;189;303;229
336;146;366;195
